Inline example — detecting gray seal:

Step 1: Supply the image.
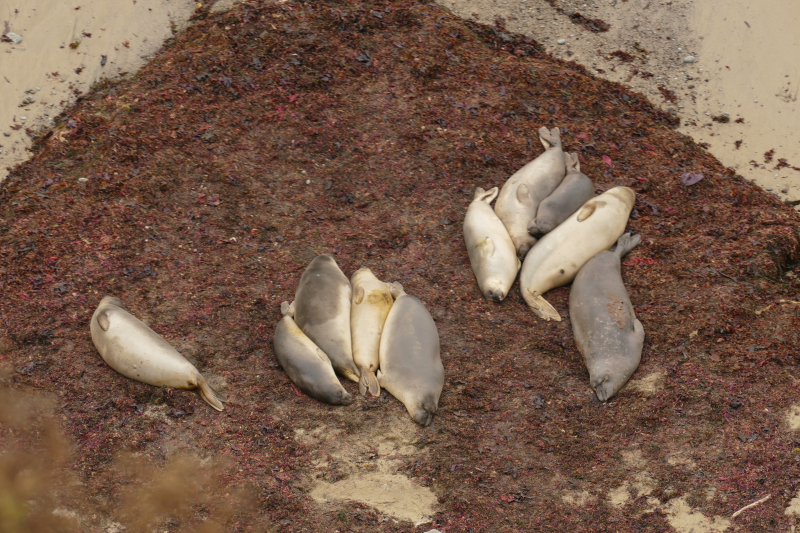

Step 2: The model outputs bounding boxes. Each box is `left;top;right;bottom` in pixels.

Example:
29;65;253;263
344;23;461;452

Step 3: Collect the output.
378;289;444;426
274;302;353;405
528;152;595;236
90;296;225;411
569;233;645;402
292;255;360;382
494;127;566;257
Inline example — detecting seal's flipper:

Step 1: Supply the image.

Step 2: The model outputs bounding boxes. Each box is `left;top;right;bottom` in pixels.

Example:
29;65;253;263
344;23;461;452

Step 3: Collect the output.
354;286;365;305
339;369;360;383
481;236;496;258
280;301;295;317
387;282;405;299
538;126;553;149
613;233;642;259
516;184;532;206
358;368;381;397
527;219;540;236
197;377;225;411
566;152;580;173
473;187;498;204
96;310;111;331
527;294;561;322
577;202;596;222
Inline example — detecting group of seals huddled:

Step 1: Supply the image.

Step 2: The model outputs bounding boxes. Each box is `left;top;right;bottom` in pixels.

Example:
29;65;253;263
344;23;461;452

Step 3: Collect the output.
273;255;445;426
463;126;644;401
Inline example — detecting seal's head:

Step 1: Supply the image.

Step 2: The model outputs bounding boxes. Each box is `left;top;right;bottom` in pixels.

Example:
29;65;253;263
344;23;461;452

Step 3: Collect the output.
591;372;621;403
334;389;354;406
99;295;124;309
483;281;507;303
411;397;438;427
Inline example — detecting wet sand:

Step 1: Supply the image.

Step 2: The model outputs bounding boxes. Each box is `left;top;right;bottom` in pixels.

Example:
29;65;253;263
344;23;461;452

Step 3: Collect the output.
0;0;243;182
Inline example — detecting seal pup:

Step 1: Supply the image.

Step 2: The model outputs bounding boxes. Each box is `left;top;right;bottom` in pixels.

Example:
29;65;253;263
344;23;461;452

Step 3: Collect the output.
463;187;520;302
569;233;645;402
527;152;595;236
520;187;636;321
494;127;566;257
350;268;403;396
90;296;225;411
291;254;360;383
378;288;444;427
274;302;353;405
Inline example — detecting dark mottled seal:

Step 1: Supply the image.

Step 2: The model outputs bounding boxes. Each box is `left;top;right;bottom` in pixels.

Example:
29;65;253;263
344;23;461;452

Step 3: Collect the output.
292;254;360;382
274;302;353;405
528;152;595;236
569;233;645;401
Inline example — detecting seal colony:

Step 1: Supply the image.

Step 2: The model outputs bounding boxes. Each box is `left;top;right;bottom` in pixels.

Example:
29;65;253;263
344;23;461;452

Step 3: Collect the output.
463;128;644;400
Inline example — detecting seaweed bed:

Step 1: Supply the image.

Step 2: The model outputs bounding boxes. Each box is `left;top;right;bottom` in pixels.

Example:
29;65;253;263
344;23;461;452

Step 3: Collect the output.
2;0;800;531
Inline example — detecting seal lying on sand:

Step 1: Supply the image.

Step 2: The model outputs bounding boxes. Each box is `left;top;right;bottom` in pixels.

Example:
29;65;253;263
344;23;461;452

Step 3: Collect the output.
350;268;402;396
463;187;520;302
378;288;444;426
274;302;353;405
569;233;645;402
292;254;360;382
527;152;595;236
90;296;225;411
494;127;566;257
520;186;636;321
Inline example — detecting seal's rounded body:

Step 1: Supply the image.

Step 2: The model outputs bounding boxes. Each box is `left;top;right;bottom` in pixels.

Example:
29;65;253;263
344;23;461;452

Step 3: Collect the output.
569;233;645;401
520;186;636;321
292;255;360;382
90;296;224;411
378;291;444;427
528;153;595;236
274;302;353;405
350;268;401;396
463;187;520;302
495;127;566;257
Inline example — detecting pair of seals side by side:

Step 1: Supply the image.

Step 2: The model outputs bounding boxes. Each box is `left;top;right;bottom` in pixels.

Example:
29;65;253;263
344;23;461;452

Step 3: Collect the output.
91;296;226;411
520;186;636;321
494;127;566;258
570;233;645;402
527;153;595;237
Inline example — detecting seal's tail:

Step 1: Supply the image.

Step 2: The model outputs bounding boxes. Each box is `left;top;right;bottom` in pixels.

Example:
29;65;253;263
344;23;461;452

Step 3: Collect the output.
358;367;381;397
526;294;561;322
197;376;226;411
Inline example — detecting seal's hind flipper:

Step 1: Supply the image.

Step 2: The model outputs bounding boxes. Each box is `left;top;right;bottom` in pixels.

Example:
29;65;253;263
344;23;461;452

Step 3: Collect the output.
387;282;405;299
527;294;561;322
613;233;642;259
473;187;498;204
197;377;225;411
565;152;580;173
280;301;295;317
358;368;380;397
96;310;111;331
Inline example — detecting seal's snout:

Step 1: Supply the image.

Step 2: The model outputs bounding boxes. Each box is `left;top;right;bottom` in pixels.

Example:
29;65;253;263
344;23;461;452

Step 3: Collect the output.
338;391;354;406
487;288;505;303
413;408;433;427
591;374;616;402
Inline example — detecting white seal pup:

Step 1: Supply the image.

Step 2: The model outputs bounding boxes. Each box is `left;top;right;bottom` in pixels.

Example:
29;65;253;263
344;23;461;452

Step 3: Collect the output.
463;187;520;302
291;254;360;382
519;187;636;321
350;268;403;396
494;127;566;257
527;152;595;236
569;234;645;402
274;302;353;405
90;296;225;411
378;288;444;427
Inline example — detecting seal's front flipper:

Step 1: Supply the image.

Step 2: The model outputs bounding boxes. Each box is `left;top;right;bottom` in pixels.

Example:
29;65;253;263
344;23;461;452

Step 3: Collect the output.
527;294;561;322
516;184;532;206
197;377;225;411
96;310;111;331
577;202;596;222
358;367;380;397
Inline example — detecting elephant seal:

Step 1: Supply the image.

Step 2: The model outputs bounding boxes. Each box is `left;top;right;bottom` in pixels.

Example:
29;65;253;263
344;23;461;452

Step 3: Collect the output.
90;296;225;411
378;288;444;426
350;268;403;396
569;233;645;402
292;255;360;383
274;302;353;405
520;187;636;321
463;187;521;302
494;127;566;257
527;153;595;236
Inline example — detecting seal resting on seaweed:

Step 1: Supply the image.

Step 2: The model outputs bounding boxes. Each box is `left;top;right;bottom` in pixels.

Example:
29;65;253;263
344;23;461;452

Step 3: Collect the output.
291;254;360;383
494;126;566;257
463;186;520;302
569;233;645;402
519;186;636;321
90;296;226;411
274;302;353;405
527;152;595;236
350;268;402;396
378;287;444;427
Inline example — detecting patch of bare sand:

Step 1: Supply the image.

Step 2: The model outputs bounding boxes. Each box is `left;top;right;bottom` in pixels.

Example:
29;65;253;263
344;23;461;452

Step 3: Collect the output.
785;404;800;430
295;407;437;526
561;490;595;507
442;0;800;206
665;496;730;533
625;371;665;396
